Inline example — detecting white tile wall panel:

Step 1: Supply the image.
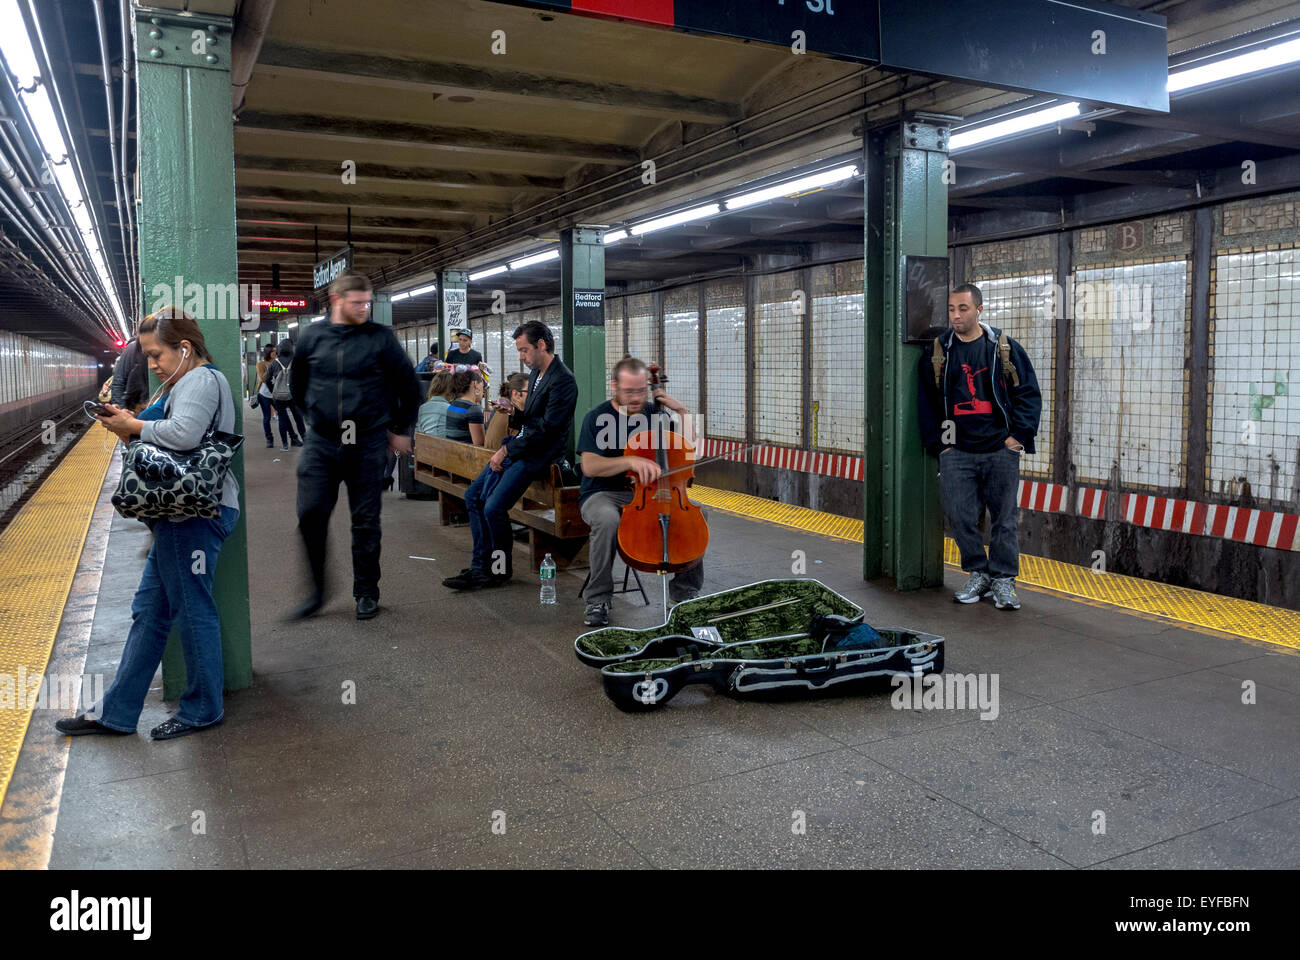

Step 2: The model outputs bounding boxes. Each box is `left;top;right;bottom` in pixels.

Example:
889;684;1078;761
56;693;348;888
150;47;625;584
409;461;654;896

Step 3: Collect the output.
705;281;746;440
811;262;864;453
755;272;802;447
1209;246;1300;502
1071;260;1189;489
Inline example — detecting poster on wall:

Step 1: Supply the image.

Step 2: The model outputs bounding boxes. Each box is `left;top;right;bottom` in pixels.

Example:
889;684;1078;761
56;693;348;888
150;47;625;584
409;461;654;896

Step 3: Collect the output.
443;287;467;332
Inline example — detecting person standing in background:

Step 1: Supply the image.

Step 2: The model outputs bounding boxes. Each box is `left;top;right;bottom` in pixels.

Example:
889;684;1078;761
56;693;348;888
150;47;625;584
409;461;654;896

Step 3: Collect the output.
288;270;421;621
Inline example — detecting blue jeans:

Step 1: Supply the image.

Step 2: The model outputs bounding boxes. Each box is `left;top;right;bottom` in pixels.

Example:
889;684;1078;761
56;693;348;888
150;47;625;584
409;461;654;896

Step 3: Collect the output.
92;506;239;731
465;456;535;576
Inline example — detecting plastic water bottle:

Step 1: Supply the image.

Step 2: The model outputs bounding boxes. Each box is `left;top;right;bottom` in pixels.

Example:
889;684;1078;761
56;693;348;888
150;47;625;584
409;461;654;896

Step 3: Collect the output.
539;554;557;605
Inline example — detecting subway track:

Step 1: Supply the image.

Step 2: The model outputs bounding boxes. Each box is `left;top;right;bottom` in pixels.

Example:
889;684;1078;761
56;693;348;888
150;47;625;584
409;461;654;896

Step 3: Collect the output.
0;400;97;534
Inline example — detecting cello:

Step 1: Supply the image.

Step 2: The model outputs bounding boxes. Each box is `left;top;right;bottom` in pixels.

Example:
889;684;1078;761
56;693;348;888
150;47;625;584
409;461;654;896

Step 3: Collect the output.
616;363;709;612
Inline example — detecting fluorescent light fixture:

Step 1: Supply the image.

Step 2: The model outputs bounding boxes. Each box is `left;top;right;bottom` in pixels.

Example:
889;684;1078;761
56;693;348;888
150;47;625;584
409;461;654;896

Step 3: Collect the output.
391;291;410;302
509;248;560;270
469;265;508;281
310;314;325;322
288;322;298;329
408;283;438;297
630;203;721;237
724;165;860;210
603;229;628;245
1168;36;1300;92
949;102;1081;151
0;0;128;338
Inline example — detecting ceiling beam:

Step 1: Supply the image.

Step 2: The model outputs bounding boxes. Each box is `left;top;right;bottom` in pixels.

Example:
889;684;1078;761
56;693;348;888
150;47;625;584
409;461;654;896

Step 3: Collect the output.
1104;112;1300;152
236;209;466;235
236;186;497;217
236;111;638;164
252;42;741;125
234;154;564;192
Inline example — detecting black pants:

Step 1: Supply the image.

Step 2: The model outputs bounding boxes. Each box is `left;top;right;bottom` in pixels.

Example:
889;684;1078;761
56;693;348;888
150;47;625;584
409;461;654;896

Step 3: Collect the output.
297;430;389;600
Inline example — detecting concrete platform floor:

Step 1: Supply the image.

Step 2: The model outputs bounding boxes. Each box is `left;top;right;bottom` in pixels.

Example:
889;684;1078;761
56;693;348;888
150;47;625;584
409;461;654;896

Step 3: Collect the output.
44;438;1300;869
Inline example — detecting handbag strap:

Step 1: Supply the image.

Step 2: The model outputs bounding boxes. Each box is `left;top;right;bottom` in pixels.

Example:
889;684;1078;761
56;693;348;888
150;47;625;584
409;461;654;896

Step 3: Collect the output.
201;366;225;440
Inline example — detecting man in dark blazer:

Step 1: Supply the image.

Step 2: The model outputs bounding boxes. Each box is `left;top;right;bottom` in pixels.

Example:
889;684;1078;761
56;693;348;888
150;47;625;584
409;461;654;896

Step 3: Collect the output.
443;320;578;590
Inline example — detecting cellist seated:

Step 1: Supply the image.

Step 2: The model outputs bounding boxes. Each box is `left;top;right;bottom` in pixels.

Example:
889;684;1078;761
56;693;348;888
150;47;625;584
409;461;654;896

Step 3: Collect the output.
578;356;704;627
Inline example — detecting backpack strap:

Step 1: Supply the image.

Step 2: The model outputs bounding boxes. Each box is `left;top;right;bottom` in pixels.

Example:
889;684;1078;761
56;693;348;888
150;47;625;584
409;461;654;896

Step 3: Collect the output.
997;338;1020;388
931;336;944;389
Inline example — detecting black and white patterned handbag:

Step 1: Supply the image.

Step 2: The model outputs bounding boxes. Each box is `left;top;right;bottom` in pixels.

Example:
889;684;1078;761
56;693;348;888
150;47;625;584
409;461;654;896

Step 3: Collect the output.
111;368;244;520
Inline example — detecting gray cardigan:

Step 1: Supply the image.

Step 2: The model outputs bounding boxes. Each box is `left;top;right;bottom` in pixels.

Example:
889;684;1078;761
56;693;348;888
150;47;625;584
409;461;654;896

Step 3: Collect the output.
139;364;240;513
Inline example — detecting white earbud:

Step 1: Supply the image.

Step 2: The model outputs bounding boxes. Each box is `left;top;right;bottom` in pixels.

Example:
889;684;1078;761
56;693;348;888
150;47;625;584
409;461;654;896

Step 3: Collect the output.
181;347;189;358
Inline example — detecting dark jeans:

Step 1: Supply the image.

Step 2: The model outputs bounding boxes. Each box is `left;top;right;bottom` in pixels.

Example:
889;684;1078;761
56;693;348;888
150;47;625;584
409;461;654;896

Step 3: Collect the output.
939;446;1021;579
258;395;274;444
287;401;306;439
93;507;239;730
272;399;301;445
464;456;536;577
297;430;389;599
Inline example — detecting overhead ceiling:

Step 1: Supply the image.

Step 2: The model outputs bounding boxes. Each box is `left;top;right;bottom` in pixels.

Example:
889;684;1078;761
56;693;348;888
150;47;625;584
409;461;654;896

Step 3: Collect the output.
5;0;1300;351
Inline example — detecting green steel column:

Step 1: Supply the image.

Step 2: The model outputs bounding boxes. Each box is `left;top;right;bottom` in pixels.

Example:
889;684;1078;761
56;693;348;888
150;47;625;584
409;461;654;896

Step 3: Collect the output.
372;292;392;327
438;269;468;360
560;227;606;460
135;11;251;696
864;115;952;589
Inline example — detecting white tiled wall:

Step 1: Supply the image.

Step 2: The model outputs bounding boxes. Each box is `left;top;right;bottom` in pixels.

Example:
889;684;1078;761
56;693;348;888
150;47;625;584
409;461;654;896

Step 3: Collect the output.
1071;260;1188;489
811;263;863;453
755;272;803;447
605;298;625;396
1209;246;1300;501
626;293;658;367
705;281;746;440
663;287;700;417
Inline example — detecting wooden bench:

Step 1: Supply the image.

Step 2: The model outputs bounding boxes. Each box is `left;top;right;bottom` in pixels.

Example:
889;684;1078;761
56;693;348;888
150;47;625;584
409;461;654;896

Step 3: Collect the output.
413;432;590;569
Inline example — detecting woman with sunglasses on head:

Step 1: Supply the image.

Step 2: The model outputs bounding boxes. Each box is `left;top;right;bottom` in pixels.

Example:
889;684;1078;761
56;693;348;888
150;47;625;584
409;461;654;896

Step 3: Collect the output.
57;307;240;742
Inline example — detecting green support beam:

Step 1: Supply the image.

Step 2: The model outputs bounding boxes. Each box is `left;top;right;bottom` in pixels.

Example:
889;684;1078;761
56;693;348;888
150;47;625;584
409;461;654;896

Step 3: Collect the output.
135;11;252;697
863;114;955;589
560;226;606;461
372;292;392;327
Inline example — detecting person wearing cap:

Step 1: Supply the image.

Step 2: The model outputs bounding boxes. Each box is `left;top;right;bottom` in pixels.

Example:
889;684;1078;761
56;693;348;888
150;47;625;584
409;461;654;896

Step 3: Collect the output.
445;329;482;366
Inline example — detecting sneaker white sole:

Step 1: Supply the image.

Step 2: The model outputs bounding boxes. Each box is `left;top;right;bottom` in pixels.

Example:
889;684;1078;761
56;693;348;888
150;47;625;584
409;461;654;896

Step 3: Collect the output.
954;594;984;604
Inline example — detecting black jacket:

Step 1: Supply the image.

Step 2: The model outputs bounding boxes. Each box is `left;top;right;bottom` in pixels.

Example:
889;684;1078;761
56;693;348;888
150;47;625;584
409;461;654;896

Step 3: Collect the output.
504;357;578;473
111;339;148;409
289;319;421;440
916;322;1042;458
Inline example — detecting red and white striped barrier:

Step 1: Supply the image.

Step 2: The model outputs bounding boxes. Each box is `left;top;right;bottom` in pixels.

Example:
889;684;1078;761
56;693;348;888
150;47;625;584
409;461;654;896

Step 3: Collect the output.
699;436;1300;551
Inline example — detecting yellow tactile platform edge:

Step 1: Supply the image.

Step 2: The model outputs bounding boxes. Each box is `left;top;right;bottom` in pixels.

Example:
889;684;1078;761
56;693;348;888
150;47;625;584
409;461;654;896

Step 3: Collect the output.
690;484;1300;651
0;430;114;807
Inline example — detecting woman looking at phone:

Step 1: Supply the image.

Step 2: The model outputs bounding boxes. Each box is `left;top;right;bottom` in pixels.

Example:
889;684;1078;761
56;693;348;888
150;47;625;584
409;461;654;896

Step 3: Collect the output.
56;307;240;741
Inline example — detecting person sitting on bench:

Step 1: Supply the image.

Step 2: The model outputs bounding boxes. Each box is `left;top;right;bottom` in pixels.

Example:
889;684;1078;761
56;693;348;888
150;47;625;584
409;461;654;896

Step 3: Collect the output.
442;320;577;591
577;356;703;627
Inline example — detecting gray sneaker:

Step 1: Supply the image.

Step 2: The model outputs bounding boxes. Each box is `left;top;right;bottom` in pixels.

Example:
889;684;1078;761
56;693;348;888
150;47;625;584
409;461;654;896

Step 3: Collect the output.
991;577;1021;610
954;571;992;604
584;602;610;627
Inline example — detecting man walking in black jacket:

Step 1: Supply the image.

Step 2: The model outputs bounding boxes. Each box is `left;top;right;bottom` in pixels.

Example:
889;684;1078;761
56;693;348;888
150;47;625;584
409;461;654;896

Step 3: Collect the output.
917;283;1042;611
443;320;578;591
289;270;421;620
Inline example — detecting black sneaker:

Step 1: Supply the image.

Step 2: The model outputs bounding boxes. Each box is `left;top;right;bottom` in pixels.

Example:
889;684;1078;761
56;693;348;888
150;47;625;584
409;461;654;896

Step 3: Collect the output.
442;570;492;591
584;602;610;627
55;715;132;736
356;596;379;619
290;438;303;447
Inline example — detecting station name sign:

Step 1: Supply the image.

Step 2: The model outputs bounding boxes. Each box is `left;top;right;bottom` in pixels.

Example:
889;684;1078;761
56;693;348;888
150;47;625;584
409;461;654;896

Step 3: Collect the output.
483;0;1168;113
314;246;353;290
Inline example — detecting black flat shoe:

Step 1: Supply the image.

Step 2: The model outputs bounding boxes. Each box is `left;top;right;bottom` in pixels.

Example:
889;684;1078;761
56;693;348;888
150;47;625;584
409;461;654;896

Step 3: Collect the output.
356;596;379;619
286;590;324;621
150;716;219;741
55;715;132;736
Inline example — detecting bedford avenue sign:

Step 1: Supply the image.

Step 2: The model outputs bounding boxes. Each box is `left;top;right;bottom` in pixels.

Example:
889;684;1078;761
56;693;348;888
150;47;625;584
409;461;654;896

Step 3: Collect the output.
314;246;353;291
